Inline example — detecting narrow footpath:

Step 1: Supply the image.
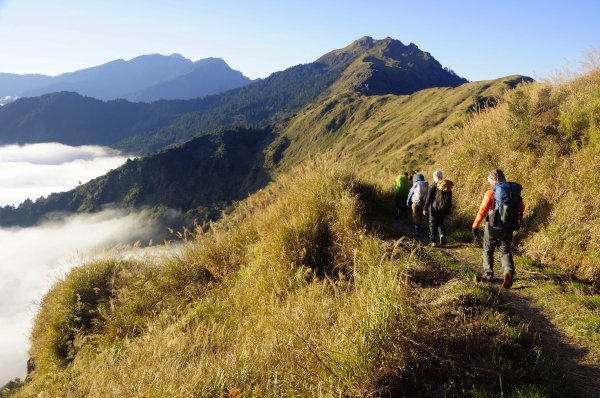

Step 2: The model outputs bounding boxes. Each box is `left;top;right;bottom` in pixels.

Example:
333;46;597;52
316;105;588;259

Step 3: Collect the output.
386;218;600;398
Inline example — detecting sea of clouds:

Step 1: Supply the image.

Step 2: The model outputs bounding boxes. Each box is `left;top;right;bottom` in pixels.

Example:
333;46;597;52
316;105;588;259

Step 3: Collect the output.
0;143;174;384
0;142;128;206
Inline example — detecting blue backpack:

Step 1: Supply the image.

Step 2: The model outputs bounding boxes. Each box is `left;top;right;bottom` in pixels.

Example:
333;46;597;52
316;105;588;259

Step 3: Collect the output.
491;182;523;231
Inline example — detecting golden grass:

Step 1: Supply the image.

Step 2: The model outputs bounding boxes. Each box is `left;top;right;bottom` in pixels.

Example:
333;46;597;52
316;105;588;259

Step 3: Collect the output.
19;162;565;397
437;67;600;282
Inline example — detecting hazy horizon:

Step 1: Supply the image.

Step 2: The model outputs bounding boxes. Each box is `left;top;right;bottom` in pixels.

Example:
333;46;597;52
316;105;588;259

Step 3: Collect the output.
0;1;598;81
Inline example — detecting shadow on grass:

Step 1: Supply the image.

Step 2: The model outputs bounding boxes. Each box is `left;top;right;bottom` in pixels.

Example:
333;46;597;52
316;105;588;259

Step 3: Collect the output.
501;291;600;397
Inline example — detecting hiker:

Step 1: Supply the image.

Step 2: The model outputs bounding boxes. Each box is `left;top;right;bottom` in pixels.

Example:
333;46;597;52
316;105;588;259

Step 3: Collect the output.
408;174;414;187
471;168;525;289
392;172;410;219
406;173;428;236
423;170;453;246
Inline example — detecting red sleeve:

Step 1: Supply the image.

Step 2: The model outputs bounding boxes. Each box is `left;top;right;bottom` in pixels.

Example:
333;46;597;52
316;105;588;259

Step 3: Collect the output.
472;190;494;229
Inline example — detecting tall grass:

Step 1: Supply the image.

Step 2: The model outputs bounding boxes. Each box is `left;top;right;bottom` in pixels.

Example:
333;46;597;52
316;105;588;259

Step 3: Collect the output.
19;162;565;397
437;67;600;283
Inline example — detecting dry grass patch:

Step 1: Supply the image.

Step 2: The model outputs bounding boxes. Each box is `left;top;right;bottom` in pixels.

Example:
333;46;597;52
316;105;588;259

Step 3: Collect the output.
19;162;569;397
438;67;600;283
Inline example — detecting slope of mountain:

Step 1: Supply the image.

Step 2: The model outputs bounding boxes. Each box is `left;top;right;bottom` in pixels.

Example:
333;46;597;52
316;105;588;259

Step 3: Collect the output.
0;92;199;146
0;128;278;227
278;75;531;175
125;58;252;102
17;163;573;397
0;37;469;153
0;76;525;227
0;73;52;100
118;36;469;152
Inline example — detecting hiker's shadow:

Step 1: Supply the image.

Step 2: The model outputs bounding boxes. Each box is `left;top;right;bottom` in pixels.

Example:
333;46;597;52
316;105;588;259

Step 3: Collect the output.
500;291;600;396
523;198;552;231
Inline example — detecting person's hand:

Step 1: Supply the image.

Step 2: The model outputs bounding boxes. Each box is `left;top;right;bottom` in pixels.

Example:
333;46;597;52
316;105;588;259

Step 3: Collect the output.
471;228;479;238
422;210;427;216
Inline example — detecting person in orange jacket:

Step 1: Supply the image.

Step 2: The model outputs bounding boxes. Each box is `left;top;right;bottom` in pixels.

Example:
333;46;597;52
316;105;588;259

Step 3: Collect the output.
471;168;525;288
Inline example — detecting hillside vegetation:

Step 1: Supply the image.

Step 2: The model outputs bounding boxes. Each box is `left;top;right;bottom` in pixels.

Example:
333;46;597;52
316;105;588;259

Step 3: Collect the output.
436;66;600;282
277;75;529;175
17;164;567;397
0;37;466;153
0;128;278;227
0;76;524;229
278;66;600;284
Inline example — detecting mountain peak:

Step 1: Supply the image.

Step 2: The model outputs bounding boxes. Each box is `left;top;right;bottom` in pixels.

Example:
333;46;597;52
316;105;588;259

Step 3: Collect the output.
194;57;227;66
324;36;468;96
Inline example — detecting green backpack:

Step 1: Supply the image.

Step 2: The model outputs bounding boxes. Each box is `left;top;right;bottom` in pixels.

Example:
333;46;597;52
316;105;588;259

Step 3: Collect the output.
394;174;410;196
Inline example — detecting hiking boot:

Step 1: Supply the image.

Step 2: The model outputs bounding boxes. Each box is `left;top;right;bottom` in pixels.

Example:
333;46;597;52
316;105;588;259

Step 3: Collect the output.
481;274;494;283
439;234;447;246
502;271;514;289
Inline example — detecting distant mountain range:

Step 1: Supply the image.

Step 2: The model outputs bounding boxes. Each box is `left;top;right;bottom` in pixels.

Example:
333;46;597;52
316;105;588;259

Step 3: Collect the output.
0;54;251;103
0;37;469;153
0;36;532;229
0;75;529;228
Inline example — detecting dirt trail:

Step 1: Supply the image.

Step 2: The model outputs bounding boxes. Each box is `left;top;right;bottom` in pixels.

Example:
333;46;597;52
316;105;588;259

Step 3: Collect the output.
442;248;600;398
385;218;600;398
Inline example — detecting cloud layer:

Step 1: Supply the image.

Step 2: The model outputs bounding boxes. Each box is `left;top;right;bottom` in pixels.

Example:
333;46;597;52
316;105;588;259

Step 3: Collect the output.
0;209;176;384
0;143;128;206
0;143;167;385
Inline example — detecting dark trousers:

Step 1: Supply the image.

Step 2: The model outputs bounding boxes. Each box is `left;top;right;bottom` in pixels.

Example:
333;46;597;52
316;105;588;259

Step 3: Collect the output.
429;212;446;243
482;225;515;276
395;194;408;218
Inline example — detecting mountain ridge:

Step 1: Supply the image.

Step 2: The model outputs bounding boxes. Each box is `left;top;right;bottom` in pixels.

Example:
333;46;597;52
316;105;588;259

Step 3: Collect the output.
0;36;476;153
0;54;251;102
125;57;252;102
0;75;525;228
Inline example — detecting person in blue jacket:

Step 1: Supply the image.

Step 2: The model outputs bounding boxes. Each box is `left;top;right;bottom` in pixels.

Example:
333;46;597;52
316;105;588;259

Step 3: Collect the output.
406;174;428;236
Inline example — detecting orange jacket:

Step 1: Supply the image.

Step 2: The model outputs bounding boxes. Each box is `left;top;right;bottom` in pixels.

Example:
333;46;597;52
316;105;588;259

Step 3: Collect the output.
472;189;525;229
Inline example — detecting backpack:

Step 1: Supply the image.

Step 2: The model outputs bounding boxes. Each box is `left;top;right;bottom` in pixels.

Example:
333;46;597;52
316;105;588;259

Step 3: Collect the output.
394;175;410;196
432;179;453;214
412;180;429;205
490;182;523;231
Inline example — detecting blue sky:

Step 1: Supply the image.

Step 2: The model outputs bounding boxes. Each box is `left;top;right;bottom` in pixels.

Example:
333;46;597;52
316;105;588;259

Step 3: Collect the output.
0;0;598;81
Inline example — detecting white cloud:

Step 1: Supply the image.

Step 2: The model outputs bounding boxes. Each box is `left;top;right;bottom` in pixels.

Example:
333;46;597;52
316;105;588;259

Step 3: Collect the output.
0;209;179;385
0;143;177;385
0;143;128;207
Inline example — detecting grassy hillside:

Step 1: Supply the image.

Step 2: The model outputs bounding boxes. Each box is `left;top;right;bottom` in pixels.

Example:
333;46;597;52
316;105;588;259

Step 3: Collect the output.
276;66;600;283
435;67;600;282
0;37;468;153
277;75;530;176
0;76;524;229
17;163;568;397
